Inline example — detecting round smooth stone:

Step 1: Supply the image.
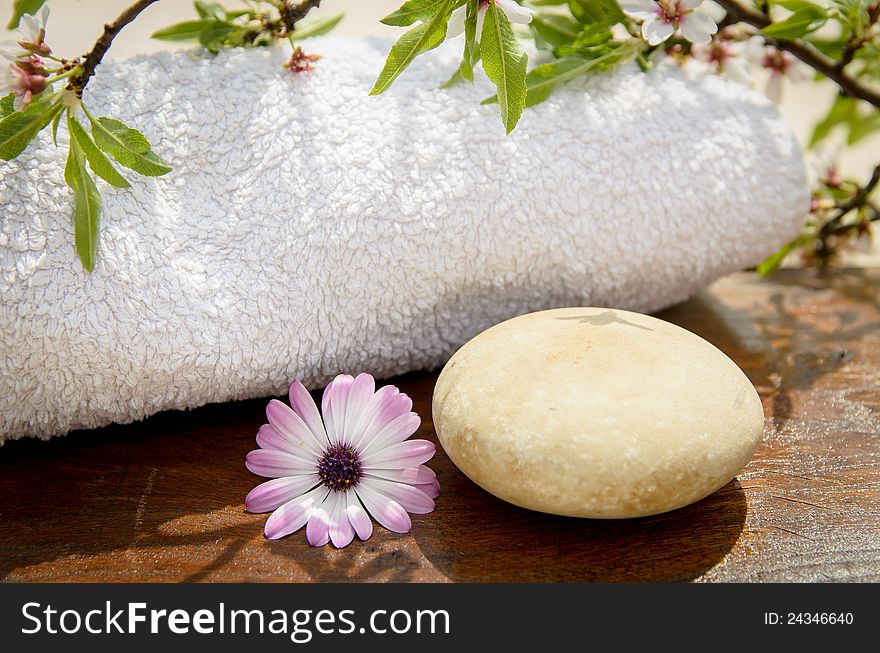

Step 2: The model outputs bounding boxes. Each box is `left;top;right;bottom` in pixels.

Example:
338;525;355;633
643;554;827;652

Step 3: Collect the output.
432;307;764;518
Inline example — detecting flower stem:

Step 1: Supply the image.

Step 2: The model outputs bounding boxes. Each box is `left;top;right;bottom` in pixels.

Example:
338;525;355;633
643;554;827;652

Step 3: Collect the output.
79;102;97;123
44;66;82;85
67;0;161;97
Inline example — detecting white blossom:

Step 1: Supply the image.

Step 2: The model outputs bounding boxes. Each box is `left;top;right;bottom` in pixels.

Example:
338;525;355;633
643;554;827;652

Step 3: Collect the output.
692;36;759;85
19;5;50;46
0;53;47;111
622;0;718;45
751;44;811;103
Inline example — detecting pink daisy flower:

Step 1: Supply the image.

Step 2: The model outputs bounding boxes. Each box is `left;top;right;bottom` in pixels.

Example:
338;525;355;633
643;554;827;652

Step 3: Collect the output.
245;373;439;548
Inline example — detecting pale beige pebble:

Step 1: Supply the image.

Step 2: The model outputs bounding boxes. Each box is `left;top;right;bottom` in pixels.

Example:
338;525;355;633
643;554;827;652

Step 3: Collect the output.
432;307;764;518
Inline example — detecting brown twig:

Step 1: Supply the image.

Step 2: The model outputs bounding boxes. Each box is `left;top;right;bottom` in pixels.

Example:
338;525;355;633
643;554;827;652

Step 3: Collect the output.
828;210;880;237
836;36;864;73
714;0;880;109
836;5;878;73
67;0;161;96
279;0;322;33
820;163;880;238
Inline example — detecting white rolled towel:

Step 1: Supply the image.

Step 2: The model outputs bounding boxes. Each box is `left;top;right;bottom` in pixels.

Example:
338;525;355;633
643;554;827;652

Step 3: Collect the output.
0;38;807;442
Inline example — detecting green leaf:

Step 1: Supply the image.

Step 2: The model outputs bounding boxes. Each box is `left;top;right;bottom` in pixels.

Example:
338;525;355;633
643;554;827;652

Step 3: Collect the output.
828;0;870;34
522;56;596;107
151;19;218;42
459;0;479;82
371;0;455;95
290;12;344;39
86;115;172;177
762;5;827;39
555;20;616;58
198;21;236;53
806;93;880;148
6;0;45;30
0;94;14;119
568;0;626;25
194;0;227;21
773;0;821;11
484;40;638;108
0;96;60;160
64;135;102;272
50;108;62;145
846;110;880;145
530;13;581;50
809;94;857;147
757;236;807;276
805;36;846;59
69;115;131;188
440;68;465;89
381;0;454;27
480;1;528;133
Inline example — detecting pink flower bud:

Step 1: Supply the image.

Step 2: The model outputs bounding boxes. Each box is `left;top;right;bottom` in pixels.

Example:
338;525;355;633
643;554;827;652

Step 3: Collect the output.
284;46;321;74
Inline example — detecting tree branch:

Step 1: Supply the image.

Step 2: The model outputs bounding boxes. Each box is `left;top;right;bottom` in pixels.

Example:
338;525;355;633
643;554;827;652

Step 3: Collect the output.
820;162;880;237
279;0;322;33
836;6;879;73
68;0;161;96
838;163;880;215
714;0;880;109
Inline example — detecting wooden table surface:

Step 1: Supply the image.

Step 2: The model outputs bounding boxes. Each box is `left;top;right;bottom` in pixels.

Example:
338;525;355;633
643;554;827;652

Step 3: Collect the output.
1;269;878;583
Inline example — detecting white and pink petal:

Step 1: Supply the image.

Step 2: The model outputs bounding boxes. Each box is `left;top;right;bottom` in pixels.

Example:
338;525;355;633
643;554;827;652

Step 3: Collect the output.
680;11;717;44
621;0;660;20
246;448;317;478
345;491;373;541
288;381;329;447
364;465;436;485
356;484;412;534
500;0;534;25
363;439;436;469
643;19;674;45
255;423;321;460
306;496;332;546
416;478;441;500
351;387;413;450
246;474;320;513
360;412;421;456
328;491;356;548
263;486;327;540
322;374;355;445
19;8;47;43
360;477;435;515
266;399;324;456
338;372;376;446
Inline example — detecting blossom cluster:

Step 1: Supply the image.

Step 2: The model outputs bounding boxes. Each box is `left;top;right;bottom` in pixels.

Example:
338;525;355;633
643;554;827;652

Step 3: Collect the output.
620;1;811;102
0;4;172;273
0;7;57;111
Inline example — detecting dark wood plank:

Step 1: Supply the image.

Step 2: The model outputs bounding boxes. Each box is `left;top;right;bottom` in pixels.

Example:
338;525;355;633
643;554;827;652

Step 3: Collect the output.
1;269;878;582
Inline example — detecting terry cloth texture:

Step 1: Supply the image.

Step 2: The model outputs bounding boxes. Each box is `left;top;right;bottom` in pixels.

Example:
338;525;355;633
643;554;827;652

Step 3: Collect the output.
0;38;808;442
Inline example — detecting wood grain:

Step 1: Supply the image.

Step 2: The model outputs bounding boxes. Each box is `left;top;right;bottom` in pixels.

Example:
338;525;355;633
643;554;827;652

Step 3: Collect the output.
1;269;878;582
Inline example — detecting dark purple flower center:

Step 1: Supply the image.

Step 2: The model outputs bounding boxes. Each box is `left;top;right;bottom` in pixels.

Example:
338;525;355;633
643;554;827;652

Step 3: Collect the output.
317;444;362;492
